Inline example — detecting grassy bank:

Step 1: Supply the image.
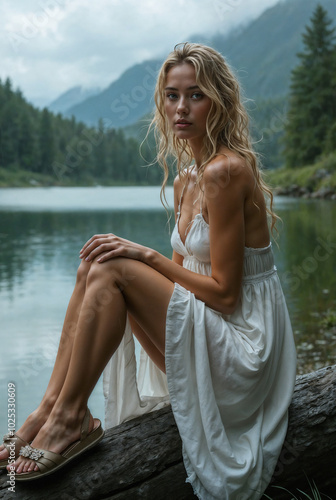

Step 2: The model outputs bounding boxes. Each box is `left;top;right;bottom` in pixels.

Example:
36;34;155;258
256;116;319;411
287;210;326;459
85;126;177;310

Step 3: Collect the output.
265;152;336;197
0;167;155;188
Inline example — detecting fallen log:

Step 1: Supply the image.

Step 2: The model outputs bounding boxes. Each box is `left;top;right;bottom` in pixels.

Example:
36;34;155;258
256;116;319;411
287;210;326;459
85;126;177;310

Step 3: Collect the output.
1;364;335;499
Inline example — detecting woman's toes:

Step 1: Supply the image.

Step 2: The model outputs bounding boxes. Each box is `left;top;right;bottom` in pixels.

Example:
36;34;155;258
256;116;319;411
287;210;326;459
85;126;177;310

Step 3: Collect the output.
9;457;39;474
0;446;8;460
16;458;26;474
23;460;30;472
23;459;34;472
14;462;21;473
28;460;38;472
16;462;23;474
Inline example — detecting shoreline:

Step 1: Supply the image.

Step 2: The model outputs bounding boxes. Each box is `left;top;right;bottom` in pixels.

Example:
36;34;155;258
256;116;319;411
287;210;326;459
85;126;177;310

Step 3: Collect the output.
273;184;336;200
265;156;336;200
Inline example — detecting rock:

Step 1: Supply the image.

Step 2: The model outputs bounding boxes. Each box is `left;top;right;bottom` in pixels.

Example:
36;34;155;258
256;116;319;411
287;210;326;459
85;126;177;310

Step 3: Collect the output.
313;169;330;180
311;187;335;199
289;184;300;195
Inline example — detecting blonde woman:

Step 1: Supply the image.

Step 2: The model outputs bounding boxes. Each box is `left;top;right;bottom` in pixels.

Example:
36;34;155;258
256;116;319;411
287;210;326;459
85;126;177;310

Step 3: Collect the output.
1;43;296;499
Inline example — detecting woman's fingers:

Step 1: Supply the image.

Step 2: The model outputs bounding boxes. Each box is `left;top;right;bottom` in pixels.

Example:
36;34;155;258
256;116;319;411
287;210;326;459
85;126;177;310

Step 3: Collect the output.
80;234;113;256
84;241;119;261
97;250;120;263
80;234;115;259
79;234;146;263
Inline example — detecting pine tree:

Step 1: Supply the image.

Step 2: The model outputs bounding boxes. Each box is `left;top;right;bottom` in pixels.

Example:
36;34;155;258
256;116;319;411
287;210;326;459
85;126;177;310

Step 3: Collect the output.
93;118;107;179
18;109;38;170
284;4;336;168
39;108;55;174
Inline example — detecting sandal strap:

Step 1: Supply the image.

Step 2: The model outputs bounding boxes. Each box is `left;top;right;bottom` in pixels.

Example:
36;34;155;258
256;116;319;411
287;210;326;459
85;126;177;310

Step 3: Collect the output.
19;444;44;461
18;445;66;473
32;450;66;473
17;408;92;463
3;433;29;455
80;408;90;441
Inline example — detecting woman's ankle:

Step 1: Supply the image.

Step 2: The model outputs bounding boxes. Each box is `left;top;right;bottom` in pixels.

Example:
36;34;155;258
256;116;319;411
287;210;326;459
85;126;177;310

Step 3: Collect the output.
38;394;58;414
18;398;55;434
47;400;88;432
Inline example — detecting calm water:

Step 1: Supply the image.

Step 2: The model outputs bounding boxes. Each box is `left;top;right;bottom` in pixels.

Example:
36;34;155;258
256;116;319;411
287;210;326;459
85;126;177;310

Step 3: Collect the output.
0;187;335;433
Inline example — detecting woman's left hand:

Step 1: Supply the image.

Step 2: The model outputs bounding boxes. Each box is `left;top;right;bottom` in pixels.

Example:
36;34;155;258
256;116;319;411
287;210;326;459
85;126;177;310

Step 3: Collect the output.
79;233;152;263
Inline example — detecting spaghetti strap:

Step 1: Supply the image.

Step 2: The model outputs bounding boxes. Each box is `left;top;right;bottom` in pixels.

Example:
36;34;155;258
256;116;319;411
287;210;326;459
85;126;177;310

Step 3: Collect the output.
199;189;203;216
177;181;187;215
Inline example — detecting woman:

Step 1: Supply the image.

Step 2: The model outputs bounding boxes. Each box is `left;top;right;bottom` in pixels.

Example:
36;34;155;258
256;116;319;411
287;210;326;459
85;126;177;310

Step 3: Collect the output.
1;43;296;499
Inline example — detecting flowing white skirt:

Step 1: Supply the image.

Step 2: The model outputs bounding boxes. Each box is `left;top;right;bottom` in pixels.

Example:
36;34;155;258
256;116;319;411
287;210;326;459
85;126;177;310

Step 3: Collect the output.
103;249;296;500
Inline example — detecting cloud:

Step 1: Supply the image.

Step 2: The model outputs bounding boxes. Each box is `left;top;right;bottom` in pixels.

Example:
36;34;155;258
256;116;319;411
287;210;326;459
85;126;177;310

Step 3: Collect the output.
0;0;279;106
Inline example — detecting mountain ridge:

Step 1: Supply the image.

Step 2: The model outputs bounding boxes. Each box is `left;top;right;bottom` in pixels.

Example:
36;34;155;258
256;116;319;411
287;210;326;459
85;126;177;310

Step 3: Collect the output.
51;0;336;128
48;85;101;114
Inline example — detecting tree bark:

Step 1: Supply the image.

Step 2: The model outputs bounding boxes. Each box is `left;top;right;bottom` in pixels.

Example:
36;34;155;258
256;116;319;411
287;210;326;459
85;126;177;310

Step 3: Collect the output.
1;364;335;499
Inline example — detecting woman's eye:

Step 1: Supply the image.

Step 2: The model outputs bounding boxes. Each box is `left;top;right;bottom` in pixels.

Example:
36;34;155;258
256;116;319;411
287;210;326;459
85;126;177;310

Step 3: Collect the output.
166;93;178;100
192;92;203;99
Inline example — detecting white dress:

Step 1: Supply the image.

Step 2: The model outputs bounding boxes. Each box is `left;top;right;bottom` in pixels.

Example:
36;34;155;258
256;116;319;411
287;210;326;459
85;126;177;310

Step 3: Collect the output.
103;188;297;500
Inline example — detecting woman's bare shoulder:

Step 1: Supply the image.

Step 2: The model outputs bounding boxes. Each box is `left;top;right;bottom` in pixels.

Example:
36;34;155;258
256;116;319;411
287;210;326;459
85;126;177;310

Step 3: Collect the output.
173;167;192;192
203;152;250;191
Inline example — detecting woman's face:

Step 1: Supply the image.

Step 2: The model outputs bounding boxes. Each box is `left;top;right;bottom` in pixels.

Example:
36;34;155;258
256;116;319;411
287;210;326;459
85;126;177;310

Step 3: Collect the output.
163;63;212;147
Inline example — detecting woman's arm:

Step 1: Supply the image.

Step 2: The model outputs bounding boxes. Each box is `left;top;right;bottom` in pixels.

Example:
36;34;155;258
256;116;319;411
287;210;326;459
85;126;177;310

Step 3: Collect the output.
146;156;247;314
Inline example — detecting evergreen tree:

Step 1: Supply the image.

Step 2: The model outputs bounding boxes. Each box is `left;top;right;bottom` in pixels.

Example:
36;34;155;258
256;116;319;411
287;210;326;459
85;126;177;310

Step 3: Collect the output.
39;108;55;174
18;110;38;170
284;4;336;168
94;119;107;179
0;101;20;168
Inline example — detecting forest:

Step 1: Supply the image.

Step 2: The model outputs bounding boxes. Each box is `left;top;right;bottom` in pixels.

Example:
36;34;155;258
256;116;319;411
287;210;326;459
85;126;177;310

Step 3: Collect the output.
0;84;162;187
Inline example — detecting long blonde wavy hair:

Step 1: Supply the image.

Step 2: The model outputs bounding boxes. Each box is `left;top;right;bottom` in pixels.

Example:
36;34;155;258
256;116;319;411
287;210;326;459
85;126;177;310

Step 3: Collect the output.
148;42;278;234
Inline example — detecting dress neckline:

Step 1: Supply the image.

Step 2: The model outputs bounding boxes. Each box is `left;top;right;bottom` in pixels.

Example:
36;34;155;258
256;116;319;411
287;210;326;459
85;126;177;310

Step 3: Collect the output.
174;213;272;253
176;212;207;249
176;174;206;247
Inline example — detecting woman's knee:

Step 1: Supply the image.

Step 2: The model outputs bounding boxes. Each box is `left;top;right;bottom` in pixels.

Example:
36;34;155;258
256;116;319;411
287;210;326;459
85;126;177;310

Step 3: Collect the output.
86;257;124;288
76;259;91;286
86;258;138;295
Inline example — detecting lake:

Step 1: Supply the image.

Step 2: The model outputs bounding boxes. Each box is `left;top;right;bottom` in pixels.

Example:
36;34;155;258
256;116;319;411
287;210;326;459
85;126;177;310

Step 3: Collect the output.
0;187;335;433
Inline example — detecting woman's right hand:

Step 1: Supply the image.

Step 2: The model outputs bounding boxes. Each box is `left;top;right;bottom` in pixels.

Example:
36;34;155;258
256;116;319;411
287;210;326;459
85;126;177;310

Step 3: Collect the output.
79;233;153;264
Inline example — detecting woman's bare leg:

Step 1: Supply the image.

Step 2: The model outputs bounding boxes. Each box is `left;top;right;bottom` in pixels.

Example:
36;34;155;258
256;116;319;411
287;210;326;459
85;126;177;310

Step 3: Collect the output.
12;257;174;474
0;260;91;463
128;314;166;373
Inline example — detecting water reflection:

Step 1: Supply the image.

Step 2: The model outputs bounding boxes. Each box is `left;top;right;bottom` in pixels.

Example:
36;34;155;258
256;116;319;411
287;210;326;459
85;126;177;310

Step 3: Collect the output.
0;207;173;431
0;210;173;296
274;199;336;373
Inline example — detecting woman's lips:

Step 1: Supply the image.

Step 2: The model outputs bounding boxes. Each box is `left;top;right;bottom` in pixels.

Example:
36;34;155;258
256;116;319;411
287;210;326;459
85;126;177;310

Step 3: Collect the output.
175;121;192;129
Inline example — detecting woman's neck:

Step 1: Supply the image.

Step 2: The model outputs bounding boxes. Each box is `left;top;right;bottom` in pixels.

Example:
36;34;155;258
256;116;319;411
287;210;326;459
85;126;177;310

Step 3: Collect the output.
188;138;204;169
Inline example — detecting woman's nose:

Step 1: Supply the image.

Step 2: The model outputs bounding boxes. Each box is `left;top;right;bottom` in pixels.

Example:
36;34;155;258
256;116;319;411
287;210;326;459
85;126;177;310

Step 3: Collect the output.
177;97;189;114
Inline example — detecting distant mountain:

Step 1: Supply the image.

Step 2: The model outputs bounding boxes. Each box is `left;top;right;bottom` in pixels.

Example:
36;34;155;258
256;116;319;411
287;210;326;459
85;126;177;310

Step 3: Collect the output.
211;0;336;99
64;60;163;127
62;0;336;128
48;86;101;114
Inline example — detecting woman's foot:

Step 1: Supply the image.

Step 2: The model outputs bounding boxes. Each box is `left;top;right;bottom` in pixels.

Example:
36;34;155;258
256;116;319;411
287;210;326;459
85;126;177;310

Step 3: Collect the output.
10;406;96;474
0;401;54;468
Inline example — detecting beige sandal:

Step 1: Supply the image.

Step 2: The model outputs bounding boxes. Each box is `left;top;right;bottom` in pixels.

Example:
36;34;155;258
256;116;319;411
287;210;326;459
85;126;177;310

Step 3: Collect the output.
0;433;30;470
15;408;104;481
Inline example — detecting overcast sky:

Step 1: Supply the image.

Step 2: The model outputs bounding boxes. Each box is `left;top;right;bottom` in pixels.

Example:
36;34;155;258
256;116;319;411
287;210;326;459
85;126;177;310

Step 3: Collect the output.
0;0;280;107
